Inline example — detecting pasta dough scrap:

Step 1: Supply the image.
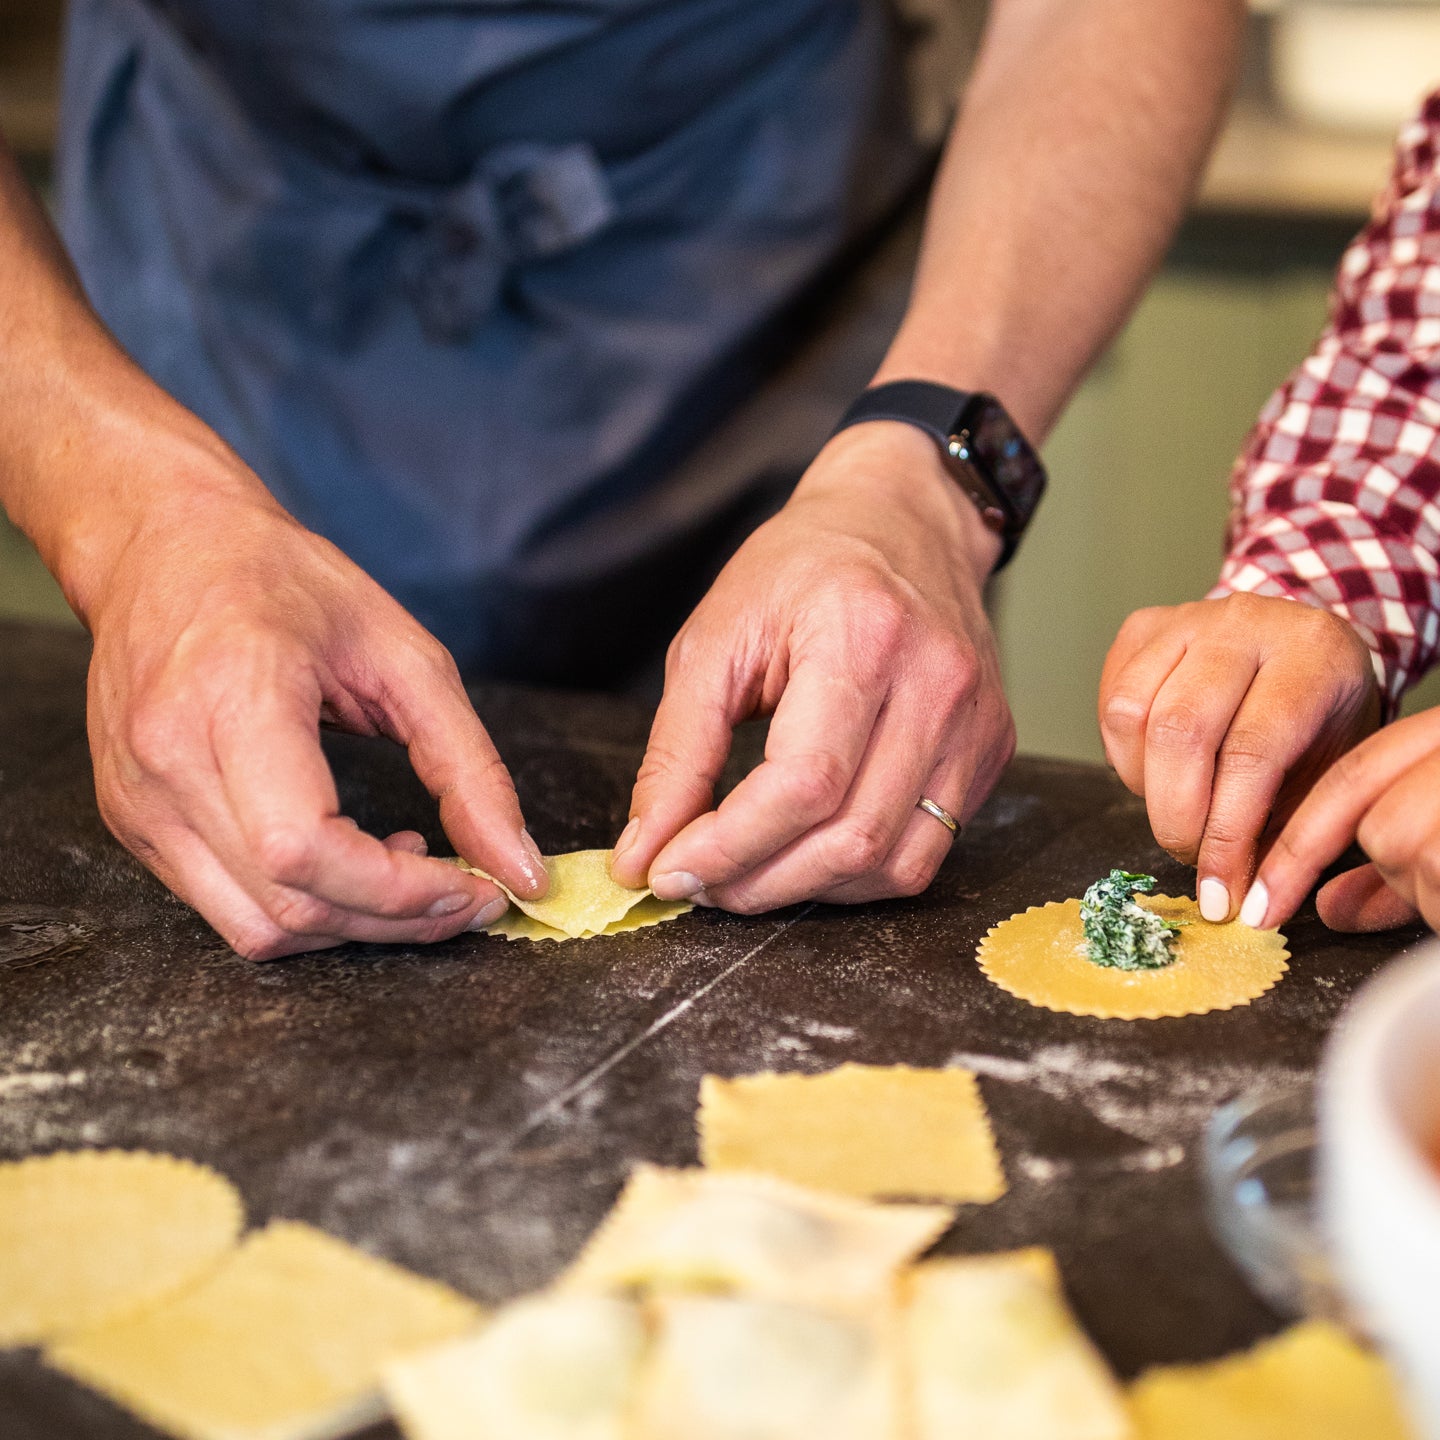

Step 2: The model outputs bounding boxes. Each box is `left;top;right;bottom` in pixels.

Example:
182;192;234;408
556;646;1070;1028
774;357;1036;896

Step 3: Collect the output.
48;1221;482;1440
698;1063;1005;1204
487;895;694;943
559;1165;952;1315
0;1149;243;1346
977;895;1289;1019
905;1249;1133;1440
386;1294;645;1440
1128;1321;1412;1440
636;1295;900;1440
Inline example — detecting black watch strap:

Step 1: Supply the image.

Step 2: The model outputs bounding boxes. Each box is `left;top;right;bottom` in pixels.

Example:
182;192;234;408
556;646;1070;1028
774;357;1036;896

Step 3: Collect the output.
831;380;1045;569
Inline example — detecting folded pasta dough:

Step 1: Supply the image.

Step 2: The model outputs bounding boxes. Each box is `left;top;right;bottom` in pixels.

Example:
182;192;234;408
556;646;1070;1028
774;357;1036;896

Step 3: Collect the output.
904;1249;1133;1440
455;850;652;939
559;1165;952;1315
486;895;694;943
635;1295;900;1440
386;1294;645;1440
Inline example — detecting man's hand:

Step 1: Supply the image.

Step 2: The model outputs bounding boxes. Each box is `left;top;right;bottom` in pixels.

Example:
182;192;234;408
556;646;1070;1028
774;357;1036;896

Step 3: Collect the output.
1099;593;1380;922
610;422;1013;911
1240;706;1440;935
83;468;546;960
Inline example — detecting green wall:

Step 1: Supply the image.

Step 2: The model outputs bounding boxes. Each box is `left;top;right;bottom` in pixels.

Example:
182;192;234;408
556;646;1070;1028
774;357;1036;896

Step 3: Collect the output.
994;251;1440;762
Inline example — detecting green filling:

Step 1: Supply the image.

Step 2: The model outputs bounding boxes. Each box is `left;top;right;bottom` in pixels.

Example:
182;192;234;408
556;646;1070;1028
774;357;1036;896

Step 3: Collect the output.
1080;870;1182;971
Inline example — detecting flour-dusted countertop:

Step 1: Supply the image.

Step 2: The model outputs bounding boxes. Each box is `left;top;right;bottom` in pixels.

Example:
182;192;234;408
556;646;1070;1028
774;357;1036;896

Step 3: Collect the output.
0;619;1421;1438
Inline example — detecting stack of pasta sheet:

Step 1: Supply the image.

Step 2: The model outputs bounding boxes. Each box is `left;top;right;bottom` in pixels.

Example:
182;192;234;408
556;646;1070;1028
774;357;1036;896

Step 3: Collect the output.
384;1163;1134;1440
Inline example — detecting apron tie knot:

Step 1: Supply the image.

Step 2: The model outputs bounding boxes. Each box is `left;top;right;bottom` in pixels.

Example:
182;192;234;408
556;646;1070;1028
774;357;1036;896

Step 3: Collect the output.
404;142;615;342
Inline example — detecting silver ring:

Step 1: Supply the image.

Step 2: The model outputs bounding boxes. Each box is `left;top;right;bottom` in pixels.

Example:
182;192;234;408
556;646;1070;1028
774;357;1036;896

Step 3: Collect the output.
916;796;958;834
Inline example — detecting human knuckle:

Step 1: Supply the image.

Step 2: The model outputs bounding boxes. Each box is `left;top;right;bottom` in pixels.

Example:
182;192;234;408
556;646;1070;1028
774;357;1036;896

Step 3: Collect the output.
228;920;289;962
664;625;704;679
1148;704;1211;755
1101;690;1149;739
1152;827;1199;864
1326;746;1372;798
828;814;892;878
1118;606;1169;642
264;886;333;937
887;850;939;897
929;637;978;705
781;752;851;818
1357;813;1407;871
253;824;319;888
419;636;463;686
1415;844;1440;893
852;590;909;659
126;700;189;775
1198;814;1252;851
1215;730;1280;780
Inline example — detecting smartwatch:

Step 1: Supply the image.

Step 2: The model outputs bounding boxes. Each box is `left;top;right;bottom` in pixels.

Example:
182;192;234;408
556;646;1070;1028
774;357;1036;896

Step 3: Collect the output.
831;380;1047;569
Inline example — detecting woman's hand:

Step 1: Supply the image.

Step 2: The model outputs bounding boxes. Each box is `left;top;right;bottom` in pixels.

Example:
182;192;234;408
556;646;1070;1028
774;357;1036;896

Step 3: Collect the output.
1099;593;1380;921
610;422;1014;911
1240;705;1440;934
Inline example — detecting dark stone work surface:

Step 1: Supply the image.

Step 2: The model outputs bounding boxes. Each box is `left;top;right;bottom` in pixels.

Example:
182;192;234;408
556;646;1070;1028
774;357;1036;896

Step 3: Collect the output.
0;619;1422;1436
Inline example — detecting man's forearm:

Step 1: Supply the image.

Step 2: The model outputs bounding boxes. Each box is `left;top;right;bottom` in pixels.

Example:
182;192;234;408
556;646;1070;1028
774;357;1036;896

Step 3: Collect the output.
0;136;272;627
875;0;1245;441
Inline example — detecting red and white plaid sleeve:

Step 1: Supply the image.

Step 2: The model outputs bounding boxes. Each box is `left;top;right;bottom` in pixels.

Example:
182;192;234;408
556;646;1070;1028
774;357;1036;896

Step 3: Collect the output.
1210;92;1440;716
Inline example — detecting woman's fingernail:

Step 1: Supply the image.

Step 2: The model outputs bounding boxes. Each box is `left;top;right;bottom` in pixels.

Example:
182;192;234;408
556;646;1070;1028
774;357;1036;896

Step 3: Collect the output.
651;871;705;901
428;892;470;918
1198;877;1230;923
613;817;640;861
466;897;509;930
1239;880;1269;929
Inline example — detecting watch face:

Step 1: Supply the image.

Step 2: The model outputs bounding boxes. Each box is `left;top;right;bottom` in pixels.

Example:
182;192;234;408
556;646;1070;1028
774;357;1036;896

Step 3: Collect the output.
965;395;1047;520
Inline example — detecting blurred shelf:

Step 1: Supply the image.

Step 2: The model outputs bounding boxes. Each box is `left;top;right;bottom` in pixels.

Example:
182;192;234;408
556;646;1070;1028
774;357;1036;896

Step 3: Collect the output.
1198;102;1396;221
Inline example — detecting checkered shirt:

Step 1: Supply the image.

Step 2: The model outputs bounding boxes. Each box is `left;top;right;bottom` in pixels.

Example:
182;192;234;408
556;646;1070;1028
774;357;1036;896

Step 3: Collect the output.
1210;92;1440;716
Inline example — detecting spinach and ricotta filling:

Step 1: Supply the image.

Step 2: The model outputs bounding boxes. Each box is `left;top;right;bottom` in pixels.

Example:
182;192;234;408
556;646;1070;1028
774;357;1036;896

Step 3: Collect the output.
1079;870;1182;970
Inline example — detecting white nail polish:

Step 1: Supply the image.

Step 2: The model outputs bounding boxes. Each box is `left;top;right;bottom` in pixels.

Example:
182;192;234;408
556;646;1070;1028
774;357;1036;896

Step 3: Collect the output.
1198;878;1230;924
1239;880;1269;930
652;871;704;901
466;897;509;931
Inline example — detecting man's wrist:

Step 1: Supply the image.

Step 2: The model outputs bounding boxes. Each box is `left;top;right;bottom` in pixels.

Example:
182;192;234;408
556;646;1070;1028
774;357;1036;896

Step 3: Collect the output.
799;422;1004;583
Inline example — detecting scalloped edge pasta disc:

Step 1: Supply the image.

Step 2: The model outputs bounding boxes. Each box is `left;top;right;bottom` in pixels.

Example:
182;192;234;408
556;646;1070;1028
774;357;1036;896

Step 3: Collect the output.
0;1150;244;1345
976;895;1288;1019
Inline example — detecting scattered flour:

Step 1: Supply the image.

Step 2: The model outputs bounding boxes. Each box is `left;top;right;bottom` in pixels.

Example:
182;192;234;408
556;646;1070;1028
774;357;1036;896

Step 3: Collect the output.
952;1042;1308;1180
0;1069;86;1099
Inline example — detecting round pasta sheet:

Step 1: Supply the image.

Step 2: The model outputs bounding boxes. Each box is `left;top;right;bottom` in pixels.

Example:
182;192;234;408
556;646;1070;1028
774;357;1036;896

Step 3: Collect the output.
977;895;1289;1019
0;1150;243;1344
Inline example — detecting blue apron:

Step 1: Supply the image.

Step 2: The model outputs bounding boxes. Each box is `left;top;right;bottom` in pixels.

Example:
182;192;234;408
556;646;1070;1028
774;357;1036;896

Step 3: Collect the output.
57;0;922;679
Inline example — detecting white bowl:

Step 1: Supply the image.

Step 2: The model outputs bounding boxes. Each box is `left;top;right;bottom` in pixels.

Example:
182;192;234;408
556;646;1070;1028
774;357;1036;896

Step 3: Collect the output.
1320;941;1440;1438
